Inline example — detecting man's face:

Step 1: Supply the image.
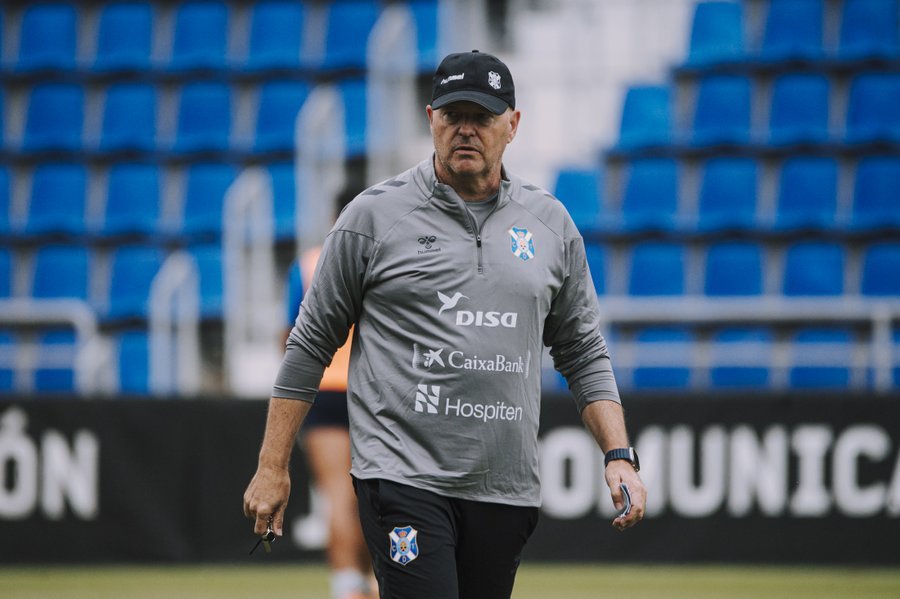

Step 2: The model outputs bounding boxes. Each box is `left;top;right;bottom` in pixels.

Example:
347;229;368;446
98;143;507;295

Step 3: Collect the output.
427;102;520;181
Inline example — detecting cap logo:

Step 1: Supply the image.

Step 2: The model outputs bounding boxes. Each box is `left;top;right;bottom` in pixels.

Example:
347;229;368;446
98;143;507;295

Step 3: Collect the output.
488;71;502;90
440;73;465;85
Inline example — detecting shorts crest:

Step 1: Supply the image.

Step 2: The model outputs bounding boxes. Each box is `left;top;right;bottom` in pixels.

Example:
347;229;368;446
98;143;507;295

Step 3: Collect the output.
389;525;419;565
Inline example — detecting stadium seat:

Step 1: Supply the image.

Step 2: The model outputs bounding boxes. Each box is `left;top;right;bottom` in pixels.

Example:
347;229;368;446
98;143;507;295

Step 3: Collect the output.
99;83;157;151
553;167;603;232
861;242;900;296
620;159;680;231
851;156;900;229
106;245;165;321
685;2;744;66
31;245;90;301
181;163;237;238
174;82;232;153
93;1;153;71
704;242;763;296
782;241;845;296
0;331;14;392
710;328;773;389
692;75;752;146
628;242;685;296
34;330;77;393
632;327;694;389
116;330;150;395
102;163;161;237
17;2;77;71
697;157;758;231
769;73;830;145
845;73;900;143
254;81;311;152
0;167;9;235
410;0;440;71
839;0;900;59
318;0;381;70
0;248;11;298
774;156;838;230
340;79;368;157
23;83;84;151
616;85;671;149
189;244;224;318
760;0;824;61
584;242;606;295
170;0;229;71
25;163;87;236
789;328;853;389
269;163;296;240
246;0;305;70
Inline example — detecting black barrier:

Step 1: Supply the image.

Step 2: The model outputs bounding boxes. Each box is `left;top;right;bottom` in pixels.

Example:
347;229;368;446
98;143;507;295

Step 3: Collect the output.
0;395;898;564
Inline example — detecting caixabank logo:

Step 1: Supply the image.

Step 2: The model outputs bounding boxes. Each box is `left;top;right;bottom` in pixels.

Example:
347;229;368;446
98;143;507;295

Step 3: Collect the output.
414;384;523;423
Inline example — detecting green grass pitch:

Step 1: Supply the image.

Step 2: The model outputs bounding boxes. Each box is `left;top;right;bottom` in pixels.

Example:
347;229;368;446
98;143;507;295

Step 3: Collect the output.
2;563;899;599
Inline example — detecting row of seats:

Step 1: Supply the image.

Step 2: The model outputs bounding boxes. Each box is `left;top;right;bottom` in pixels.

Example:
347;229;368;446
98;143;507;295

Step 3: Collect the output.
0;243;224;321
687;0;899;66
556;155;900;234
614;70;900;151
5;0;438;75
0;162;296;241
584;240;900;297
8;78;366;156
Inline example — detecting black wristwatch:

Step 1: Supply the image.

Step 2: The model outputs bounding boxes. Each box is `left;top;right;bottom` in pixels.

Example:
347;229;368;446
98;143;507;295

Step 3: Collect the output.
605;447;640;472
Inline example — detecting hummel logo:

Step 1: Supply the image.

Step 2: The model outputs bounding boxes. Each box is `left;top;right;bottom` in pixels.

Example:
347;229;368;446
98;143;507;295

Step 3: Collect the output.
437;291;467;315
415;385;440;414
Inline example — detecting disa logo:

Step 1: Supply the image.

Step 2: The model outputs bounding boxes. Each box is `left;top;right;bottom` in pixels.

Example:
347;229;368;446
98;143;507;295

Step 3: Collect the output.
436;291;518;328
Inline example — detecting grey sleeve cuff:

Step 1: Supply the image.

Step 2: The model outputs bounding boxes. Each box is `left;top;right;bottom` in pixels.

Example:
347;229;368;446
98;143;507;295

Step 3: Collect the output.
271;341;327;402
566;357;621;413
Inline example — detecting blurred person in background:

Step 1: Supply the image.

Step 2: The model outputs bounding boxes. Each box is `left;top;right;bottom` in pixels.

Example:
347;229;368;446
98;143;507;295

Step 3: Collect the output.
245;50;646;599
285;251;375;599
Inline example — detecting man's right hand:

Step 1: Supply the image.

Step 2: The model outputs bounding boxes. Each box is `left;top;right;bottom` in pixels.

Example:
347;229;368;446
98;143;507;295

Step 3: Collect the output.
243;463;291;536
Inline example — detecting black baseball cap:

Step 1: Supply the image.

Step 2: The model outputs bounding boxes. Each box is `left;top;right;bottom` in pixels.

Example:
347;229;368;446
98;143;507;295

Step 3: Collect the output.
431;50;515;115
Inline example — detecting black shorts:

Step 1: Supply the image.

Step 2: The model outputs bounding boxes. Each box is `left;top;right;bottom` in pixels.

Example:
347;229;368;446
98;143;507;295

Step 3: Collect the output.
301;390;349;430
353;477;539;599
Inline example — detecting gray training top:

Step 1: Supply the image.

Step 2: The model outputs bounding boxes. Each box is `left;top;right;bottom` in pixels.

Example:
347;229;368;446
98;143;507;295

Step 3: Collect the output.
274;158;620;507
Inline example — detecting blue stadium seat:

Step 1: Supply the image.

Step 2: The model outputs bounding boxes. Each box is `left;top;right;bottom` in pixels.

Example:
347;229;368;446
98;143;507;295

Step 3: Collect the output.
246;0;305;70
26;163;87;236
285;258;303;323
174;82;232;152
340;79;368;157
318;1;381;70
116;330;150;395
697;158;758;231
851;156;900;229
760;0;824;61
553;167;603;232
100;83;157;151
189;244;224;318
270;163;296;240
0;167;9;235
775;156;838;230
410;0;439;71
0;248;11;298
181;163;237;238
692;75;752;146
17;2;77;71
616;85;671;149
0;331;14;392
31;245;90;301
621;159;680;231
789;328;853;389
170;0;229;71
34;330;77;393
846;73;900;143
710;328;773;389
704;242;763;296
584;242;606;295
783;242;845;296
255;81;311;152
93;1;153;71
106;245;164;321
628;242;685;296
839;0;900;59
103;163;161;237
685;2;744;66
769;73;830;145
23;83;84;151
861;242;900;296
633;328;694;389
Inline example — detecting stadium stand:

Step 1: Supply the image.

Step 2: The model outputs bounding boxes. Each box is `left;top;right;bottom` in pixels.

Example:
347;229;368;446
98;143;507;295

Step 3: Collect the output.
245;1;306;71
760;0;825;61
25;163;87;236
102;163;162;237
99;83;158;152
17;2;77;72
23;83;84;151
93;1;154;72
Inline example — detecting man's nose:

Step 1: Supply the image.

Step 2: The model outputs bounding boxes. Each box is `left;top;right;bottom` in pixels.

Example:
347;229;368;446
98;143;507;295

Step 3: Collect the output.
456;115;478;133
